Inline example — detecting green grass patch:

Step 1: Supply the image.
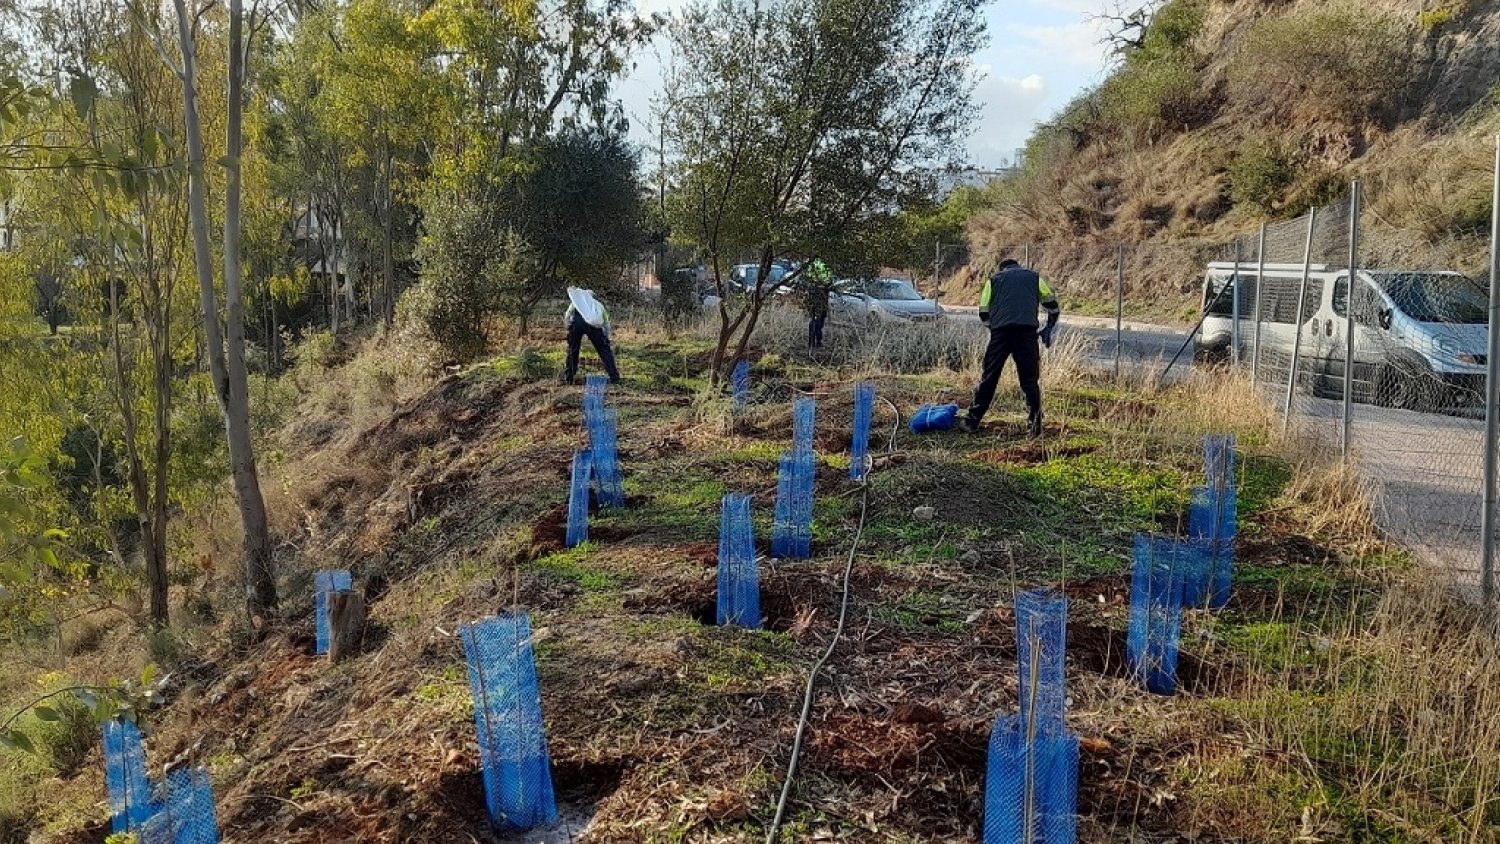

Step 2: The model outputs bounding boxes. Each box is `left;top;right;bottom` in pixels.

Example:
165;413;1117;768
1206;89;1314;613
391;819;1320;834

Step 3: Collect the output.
530;544;624;591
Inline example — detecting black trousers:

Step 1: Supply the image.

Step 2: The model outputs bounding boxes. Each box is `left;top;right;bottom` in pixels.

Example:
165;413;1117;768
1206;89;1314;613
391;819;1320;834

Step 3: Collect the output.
565;319;620;382
968;324;1041;422
808;314;826;348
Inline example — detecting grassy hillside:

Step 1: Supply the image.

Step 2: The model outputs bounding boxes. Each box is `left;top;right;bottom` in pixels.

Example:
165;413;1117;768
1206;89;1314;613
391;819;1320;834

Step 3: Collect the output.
7;311;1499;841
964;0;1500;318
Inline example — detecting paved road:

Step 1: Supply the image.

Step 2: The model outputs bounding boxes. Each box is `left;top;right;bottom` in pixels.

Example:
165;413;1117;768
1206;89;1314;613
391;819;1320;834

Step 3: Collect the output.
957;308;1491;584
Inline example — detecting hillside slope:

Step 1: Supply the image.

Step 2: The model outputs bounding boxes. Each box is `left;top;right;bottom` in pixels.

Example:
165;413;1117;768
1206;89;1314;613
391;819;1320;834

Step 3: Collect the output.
964;0;1500;317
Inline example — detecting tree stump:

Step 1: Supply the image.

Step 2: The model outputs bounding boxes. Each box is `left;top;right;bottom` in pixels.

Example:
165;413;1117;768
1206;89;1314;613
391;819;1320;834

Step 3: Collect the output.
327;590;366;663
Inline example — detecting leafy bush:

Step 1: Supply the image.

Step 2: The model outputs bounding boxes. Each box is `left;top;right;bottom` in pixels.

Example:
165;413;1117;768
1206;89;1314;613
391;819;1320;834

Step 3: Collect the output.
1229;5;1414;125
409;195;525;361
1228;140;1297;214
1100;56;1203;133
1141;0;1205;56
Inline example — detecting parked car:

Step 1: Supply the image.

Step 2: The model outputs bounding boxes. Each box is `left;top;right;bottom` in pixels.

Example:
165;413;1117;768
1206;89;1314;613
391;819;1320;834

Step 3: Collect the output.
727;261;797;296
1195;261;1489;410
829;277;945;326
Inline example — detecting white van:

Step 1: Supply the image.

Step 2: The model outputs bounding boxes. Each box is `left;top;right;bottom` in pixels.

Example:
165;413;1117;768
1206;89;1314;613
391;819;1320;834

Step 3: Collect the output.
1195;262;1489;411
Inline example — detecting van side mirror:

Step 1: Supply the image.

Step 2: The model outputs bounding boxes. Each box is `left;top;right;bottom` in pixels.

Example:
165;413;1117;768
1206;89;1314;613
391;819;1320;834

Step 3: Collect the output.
1378;308;1393;330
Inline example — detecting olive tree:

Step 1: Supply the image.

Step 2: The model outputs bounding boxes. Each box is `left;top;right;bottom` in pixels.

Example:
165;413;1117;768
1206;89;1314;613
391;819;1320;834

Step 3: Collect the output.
660;0;986;382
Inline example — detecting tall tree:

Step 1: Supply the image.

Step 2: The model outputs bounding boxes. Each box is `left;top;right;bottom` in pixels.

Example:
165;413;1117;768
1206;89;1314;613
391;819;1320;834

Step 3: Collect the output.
169;0;278;616
661;0;986;382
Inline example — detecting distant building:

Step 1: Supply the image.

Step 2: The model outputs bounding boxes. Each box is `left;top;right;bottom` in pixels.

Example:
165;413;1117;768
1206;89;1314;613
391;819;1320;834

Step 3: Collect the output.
935;150;1026;198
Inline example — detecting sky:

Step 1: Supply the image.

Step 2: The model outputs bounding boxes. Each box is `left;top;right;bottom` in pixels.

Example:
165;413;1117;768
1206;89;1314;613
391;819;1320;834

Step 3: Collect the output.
614;0;1120;171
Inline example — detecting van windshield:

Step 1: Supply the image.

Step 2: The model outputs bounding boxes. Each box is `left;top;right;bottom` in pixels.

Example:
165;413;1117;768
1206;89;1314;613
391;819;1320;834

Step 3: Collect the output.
1377;272;1488;324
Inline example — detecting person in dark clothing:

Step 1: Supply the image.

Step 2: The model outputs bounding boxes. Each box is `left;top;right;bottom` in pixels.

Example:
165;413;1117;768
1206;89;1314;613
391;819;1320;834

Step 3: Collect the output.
562;289;621;384
804;259;832;348
958;258;1061;437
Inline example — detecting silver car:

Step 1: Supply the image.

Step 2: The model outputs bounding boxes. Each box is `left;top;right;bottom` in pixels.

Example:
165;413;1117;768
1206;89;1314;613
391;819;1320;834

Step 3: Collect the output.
830;278;945;326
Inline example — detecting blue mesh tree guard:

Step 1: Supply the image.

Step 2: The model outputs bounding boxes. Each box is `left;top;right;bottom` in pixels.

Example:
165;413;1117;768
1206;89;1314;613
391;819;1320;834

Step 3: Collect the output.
460;613;559;832
314;569;352;655
1204;433;1236;493
586;407;625;508
849;382;875;482
732;360;749;412
792;397;815;458
566;449;592;548
1128;535;1185;695
1015;589;1067;736
717;493;761;628
984;714;1027;842
1189;482;1238;610
1173;528;1218;610
984;714;1079;844
103;718;157;833
139;767;218;844
771;451;814;559
584;373;608;412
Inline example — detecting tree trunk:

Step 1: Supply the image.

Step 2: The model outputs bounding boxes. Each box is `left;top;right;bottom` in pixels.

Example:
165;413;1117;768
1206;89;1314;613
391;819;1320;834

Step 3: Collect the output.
327;590;366;663
110;282;167;628
224;0;278;616
174;0;277;621
381;154;395;327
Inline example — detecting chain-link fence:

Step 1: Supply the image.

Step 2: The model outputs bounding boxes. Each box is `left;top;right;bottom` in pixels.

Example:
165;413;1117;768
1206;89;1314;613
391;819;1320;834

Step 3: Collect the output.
1197;167;1499;596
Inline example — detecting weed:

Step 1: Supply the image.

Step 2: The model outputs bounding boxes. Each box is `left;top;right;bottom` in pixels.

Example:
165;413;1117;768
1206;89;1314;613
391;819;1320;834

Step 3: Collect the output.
530;545;623;591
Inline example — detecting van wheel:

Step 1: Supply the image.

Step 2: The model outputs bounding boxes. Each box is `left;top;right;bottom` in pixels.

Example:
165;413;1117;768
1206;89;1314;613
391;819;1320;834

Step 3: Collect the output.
1377;361;1442;412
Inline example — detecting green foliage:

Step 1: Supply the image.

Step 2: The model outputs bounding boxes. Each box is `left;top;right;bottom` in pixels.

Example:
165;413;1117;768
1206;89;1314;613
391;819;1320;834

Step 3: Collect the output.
1098;55;1202;132
1418;5;1457;32
410;195;528;360
1229;5;1414;125
1140;0;1205;56
1228;140;1297;214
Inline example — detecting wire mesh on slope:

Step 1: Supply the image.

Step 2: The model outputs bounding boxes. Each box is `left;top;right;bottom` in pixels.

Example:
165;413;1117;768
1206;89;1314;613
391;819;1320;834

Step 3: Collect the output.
584;374;608;422
566;449;592;548
138;767;218;844
984;714;1028;844
850;382;875;482
1128;535;1185;695
717;493;760;628
314;569;352;656
103;718;157;833
1186;485;1237;609
983;716;1079;843
460;613;559;831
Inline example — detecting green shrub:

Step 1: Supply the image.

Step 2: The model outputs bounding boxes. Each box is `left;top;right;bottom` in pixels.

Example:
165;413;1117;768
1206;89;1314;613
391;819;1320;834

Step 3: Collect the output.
1228;140;1297;214
1229;5;1414;125
1100;56;1203;132
1141;0;1205;56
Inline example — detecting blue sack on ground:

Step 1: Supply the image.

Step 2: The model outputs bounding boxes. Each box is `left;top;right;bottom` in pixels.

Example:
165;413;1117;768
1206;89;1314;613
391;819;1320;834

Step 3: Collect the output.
909;403;959;434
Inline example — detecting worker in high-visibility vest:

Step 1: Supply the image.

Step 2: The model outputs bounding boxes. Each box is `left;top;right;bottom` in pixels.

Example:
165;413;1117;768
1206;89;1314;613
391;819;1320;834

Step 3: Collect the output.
562;287;621;384
803;259;833;349
958;258;1060;437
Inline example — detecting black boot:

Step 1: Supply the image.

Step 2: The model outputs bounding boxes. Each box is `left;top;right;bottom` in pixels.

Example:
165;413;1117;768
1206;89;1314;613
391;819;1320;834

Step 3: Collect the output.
1027;410;1043;438
957;415;980;433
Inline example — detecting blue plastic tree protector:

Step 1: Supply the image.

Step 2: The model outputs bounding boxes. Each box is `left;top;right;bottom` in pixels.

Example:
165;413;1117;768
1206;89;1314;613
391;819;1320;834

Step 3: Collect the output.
1015;589;1068;736
314;570;352;655
566;449;592;548
984;714;1028;843
771;452;814;559
138;767;219;844
1035;730;1080;844
717;493;761;628
1175;517;1218;609
1204;433;1236;493
732;360;750;412
983;713;1080;844
461;613;559;831
909;403;959;433
104;718;158;833
792;397;816;458
584;374;607;424
1188;483;1237;609
1127;535;1185;695
587;408;625;508
850;382;875;481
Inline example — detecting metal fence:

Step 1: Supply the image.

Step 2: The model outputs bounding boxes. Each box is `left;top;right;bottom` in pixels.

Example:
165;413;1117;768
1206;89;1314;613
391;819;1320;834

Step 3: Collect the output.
1190;142;1500;598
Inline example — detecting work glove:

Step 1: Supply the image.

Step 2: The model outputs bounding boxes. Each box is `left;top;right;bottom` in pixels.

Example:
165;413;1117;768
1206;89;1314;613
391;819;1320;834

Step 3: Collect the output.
1038;324;1055;349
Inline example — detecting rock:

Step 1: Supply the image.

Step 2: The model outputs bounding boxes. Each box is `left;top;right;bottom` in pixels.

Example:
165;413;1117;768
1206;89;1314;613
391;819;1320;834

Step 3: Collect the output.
912;506;936;521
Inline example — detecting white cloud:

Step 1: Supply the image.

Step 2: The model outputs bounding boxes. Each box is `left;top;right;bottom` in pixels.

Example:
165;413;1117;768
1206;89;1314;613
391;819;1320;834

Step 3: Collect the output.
1006;19;1114;69
966;71;1051;168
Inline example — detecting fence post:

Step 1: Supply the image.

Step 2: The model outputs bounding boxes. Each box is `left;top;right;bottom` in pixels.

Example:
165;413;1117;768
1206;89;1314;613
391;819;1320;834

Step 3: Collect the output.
1024;244;1031;268
1231;238;1242;366
1283;209;1318;433
1481;136;1500;603
1253;222;1267;384
1341;180;1362;459
1115;245;1124;383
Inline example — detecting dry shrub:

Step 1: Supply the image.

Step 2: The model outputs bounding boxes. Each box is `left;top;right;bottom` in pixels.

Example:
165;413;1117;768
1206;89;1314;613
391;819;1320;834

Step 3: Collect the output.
749;302;989;377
